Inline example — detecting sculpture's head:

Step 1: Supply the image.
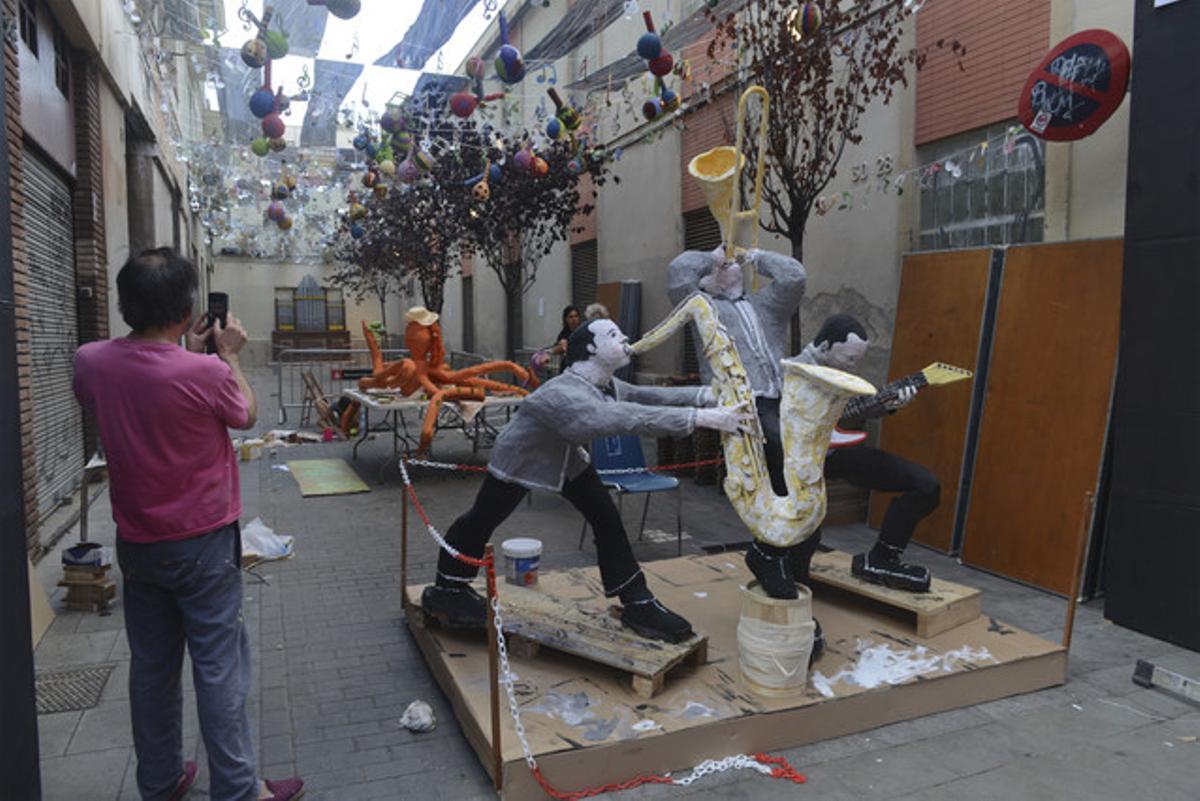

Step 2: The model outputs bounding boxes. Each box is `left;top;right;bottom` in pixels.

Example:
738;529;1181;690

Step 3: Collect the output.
565;319;631;373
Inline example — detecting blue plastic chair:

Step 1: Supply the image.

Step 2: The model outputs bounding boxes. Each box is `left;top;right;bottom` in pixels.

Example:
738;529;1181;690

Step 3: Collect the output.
578;435;683;555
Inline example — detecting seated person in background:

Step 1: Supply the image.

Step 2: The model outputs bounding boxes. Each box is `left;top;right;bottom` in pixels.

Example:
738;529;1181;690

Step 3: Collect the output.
792;314;938;593
422;318;751;642
584;302;610;321
548;304;582;355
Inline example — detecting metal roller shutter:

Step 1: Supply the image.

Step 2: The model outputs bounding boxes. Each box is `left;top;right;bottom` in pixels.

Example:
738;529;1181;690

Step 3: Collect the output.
24;152;83;521
570;239;597;309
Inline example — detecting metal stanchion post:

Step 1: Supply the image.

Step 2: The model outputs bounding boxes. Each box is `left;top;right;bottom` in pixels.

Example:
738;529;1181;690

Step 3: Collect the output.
401;479;409;613
485;543;503;791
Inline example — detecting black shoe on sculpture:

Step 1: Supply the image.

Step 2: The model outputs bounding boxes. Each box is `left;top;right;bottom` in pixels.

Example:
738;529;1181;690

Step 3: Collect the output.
620;597;695;643
745;542;799;600
809;618;825;666
421;584;488;628
851;548;932;593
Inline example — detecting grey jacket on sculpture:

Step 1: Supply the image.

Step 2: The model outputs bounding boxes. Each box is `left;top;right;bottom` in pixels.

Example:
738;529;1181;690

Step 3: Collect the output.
487;371;705;493
667;249;807;399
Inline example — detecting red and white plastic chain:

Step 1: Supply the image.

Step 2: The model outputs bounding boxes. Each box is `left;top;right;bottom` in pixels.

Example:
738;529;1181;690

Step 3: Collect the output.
404;457;725;477
397;458;806;797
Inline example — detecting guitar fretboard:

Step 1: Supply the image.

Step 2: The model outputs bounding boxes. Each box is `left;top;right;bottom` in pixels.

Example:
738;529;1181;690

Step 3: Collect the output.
840;371;928;423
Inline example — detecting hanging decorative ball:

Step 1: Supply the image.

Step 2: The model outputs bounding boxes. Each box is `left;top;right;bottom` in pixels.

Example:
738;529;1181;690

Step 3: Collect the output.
466;56;486;80
489;163;503;182
285;175;297;192
567;157;583;174
250;138;270;157
365;141;379;159
530;157;549;177
637;12;662;60
393;131;413;154
264;30;289;60
268;137;287;152
350;222;365;239
378;159;396;176
473;180;490;201
412;149;436;172
642;97;662;121
493;13;526;84
514;148;533;171
249;87;276;119
545;118;564;140
660;87;680;113
362;170;377;188
325;0;362;20
262;113;286;139
373;184;388;199
380;107;407;133
792;3;823;38
278;215;293;231
267;201;286;222
449;92;479;118
352;132;369;151
396;158;421;183
241;39;268;68
271;183;290;200
348;202;367;220
649;51;674;77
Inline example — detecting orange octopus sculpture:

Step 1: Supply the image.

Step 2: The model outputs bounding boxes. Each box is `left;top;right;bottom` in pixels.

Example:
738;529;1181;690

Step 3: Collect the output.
359;306;538;454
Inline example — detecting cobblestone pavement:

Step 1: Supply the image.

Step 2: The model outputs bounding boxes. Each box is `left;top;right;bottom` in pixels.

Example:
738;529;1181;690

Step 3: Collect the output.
31;369;1200;801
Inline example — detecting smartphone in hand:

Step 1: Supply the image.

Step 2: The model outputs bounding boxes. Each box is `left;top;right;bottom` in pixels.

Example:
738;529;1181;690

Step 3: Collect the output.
205;292;228;354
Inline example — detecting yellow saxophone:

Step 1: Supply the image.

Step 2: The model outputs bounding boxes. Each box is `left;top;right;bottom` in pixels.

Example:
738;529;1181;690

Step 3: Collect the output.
631;293;875;547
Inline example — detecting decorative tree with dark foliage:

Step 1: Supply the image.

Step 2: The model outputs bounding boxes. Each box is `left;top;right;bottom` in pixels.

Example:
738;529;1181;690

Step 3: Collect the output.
708;0;963;260
334;87;608;358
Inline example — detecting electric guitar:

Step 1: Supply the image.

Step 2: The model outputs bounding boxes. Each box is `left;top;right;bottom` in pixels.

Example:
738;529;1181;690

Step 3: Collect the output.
839;362;974;430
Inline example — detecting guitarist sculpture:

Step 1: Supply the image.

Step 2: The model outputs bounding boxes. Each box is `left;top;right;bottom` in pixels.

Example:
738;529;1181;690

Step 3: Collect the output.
792;314;972;593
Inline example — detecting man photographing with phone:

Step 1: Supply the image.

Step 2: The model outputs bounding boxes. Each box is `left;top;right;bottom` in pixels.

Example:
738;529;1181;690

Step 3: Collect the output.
73;248;304;801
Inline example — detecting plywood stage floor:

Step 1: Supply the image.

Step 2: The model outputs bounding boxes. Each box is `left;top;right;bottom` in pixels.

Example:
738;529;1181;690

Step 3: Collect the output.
403;553;1066;800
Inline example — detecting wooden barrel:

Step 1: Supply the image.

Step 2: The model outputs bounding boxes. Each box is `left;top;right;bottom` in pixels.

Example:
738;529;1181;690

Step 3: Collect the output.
737;581;816;697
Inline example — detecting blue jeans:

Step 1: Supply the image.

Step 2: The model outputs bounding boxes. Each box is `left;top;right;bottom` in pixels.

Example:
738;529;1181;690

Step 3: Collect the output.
118;523;258;801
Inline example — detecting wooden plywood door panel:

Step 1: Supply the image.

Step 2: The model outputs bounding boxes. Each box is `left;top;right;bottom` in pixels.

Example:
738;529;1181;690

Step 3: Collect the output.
961;240;1122;594
868;249;994;552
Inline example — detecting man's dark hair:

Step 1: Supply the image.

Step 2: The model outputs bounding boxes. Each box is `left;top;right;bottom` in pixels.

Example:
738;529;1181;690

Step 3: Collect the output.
812;314;868;348
116;248;198;333
564;320;599;367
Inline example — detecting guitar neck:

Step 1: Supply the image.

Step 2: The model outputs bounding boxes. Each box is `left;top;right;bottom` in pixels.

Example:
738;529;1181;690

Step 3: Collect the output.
841;371;927;422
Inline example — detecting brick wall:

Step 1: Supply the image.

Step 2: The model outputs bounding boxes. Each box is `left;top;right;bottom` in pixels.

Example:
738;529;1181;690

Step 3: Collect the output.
915;0;1050;145
72;51;106;457
680;92;734;213
3;0;38;554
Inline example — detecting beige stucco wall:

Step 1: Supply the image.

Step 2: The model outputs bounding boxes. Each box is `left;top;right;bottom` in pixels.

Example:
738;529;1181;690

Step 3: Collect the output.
1043;0;1132;241
101;81;131;337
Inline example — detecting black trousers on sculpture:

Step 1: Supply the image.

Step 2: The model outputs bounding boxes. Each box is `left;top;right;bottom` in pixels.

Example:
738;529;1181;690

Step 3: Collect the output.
755;397;940;578
436;466;648;600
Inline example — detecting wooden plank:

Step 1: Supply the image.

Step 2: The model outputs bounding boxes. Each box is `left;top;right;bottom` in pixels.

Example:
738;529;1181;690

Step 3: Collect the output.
402;554;1066;801
413;581;708;688
807;549;981;638
960;240;1122;594
869;248;993;551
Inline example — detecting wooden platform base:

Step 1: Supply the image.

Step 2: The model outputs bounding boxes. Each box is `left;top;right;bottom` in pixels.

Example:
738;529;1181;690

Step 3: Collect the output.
404;553;1065;801
58;565;116;612
808;549;982;637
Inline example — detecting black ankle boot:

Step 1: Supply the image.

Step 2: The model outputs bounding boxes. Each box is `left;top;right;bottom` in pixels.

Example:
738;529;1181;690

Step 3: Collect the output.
809;619;825;666
851;543;932;593
745;542;798;599
619;597;695;643
421;583;488;628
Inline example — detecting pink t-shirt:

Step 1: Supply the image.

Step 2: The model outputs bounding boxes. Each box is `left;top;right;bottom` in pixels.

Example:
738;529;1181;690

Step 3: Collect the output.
73;339;250;544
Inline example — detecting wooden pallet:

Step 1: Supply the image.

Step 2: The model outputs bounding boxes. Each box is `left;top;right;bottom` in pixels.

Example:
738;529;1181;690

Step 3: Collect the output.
807;549;981;638
411;583;708;698
59;564;116;612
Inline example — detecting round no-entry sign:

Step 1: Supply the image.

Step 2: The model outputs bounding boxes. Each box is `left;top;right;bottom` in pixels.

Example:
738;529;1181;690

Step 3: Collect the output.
1018;29;1131;142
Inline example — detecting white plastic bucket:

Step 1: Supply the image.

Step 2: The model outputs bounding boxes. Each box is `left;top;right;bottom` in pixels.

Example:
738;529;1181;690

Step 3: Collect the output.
501;537;542;586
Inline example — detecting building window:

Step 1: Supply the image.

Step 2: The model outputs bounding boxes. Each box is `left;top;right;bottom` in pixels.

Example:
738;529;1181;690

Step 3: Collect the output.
570;239;597;309
19;0;38;57
917;122;1045;251
52;20;69;97
275;278;344;332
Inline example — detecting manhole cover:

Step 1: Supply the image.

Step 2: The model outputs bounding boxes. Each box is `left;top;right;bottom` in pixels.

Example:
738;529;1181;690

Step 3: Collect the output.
36;664;115;714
